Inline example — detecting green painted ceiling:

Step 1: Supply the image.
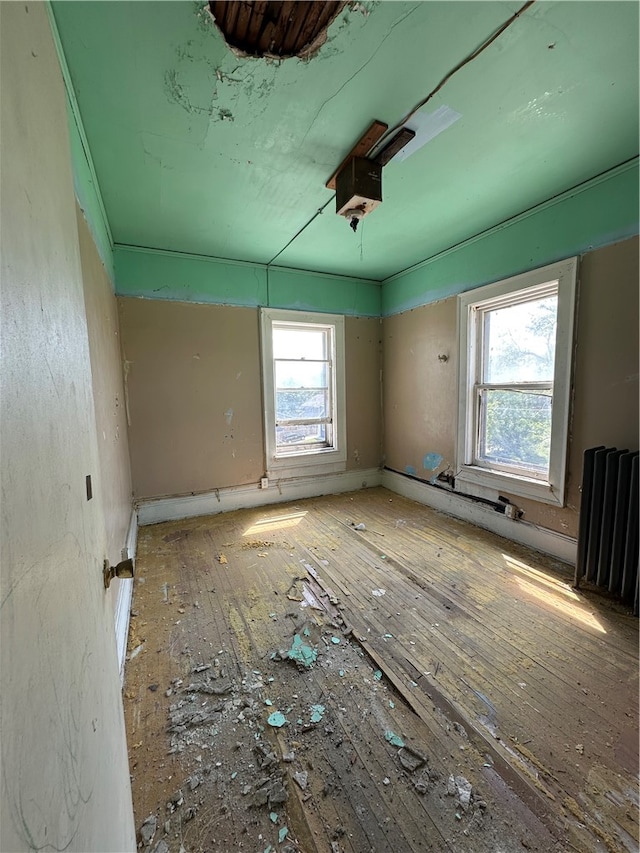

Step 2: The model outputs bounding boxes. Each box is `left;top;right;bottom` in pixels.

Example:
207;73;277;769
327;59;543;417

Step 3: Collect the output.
52;1;639;281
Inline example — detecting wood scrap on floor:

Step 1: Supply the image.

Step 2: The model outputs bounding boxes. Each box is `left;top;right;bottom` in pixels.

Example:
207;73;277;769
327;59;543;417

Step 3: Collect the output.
123;487;638;853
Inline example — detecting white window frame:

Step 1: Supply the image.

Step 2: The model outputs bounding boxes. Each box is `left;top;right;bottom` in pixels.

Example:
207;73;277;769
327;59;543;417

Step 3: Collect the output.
456;258;577;506
260;308;346;479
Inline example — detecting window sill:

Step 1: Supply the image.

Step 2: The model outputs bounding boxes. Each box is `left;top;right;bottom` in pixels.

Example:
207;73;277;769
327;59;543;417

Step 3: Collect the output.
456;465;564;507
266;448;346;480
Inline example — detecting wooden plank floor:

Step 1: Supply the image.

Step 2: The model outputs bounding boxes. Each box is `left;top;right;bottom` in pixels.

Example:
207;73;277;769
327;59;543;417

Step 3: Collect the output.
124;487;638;853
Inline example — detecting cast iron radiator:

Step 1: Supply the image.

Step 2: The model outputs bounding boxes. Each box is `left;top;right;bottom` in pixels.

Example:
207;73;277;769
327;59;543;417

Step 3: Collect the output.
575;446;639;614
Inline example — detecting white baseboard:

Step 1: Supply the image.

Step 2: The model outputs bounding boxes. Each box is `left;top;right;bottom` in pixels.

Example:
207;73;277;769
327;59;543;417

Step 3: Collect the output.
382;469;576;565
136;468;383;526
115;508;138;684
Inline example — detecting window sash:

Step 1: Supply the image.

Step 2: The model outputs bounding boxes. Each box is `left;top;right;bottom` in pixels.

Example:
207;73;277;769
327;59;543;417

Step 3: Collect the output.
272;325;335;454
474;384;553;480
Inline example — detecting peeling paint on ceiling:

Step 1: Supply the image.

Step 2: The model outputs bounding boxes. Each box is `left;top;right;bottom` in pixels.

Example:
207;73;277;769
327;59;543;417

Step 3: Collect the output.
52;1;639;280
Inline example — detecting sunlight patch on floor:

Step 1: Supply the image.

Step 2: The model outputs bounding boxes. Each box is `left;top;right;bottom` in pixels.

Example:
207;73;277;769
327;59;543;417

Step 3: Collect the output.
503;554;607;634
243;510;308;536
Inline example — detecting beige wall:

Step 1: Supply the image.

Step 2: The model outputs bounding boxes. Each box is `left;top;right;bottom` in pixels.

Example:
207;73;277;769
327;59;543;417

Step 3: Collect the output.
382;237;639;539
383;298;458;478
119;300;382;499
0;5;135;851
119;299;265;498
345;316;383;471
78;207;133;613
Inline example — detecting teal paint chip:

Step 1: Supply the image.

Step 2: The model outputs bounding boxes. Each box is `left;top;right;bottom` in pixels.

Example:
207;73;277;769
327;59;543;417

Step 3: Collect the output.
374;670;382;681
310;704;325;723
385;730;405;747
267;711;287;728
278;827;289;843
269;811;278;824
331;636;341;644
287;633;318;668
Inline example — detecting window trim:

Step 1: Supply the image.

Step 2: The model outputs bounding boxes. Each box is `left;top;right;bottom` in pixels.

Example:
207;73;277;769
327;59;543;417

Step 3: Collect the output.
456;258;578;507
260;308;347;479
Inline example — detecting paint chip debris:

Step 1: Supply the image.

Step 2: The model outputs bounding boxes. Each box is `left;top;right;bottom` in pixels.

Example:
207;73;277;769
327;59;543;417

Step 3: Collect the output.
267;711;287;728
385;730;405;748
293;770;308;790
372;588;386;597
286;633;318;668
140;814;157;846
310;704;325;723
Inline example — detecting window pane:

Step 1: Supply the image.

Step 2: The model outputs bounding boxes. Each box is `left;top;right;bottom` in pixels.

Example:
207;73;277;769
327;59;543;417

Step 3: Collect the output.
483;294;557;383
276;389;328;422
273;327;327;360
276;423;327;448
479;389;552;474
275;360;327;390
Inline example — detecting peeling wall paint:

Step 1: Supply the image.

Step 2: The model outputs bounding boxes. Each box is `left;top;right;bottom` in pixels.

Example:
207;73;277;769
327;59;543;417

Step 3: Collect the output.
423;452;443;471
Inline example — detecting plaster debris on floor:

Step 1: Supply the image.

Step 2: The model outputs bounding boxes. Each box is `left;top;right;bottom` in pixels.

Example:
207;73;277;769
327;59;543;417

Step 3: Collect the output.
124;488;638;853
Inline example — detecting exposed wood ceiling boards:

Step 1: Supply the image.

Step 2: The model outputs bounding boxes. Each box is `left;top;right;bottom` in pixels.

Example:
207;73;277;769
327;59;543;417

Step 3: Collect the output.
209;1;347;59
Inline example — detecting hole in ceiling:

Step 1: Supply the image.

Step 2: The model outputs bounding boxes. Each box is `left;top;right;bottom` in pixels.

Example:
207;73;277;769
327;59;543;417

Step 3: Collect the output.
208;1;348;60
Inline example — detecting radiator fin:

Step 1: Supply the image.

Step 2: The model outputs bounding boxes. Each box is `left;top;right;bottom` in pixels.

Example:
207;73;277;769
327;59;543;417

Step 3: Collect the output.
575;446;639;614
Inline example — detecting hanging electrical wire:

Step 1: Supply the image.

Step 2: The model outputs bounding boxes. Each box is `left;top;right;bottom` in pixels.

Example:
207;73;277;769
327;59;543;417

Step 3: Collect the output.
266;195;334;267
267;0;536;267
369;0;536;158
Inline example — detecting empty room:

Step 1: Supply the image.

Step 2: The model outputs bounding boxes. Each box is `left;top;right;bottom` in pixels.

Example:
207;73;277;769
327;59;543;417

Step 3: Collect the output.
1;2;638;852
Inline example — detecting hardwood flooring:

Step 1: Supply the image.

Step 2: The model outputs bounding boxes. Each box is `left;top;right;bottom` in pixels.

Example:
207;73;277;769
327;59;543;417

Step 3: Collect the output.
123;487;638;853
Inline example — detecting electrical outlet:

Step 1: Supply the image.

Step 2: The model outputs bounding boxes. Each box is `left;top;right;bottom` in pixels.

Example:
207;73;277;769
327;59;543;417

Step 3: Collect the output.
261;477;269;489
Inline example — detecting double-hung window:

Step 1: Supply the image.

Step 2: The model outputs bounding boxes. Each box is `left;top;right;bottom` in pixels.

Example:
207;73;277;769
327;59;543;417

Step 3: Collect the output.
261;308;346;478
456;258;577;506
